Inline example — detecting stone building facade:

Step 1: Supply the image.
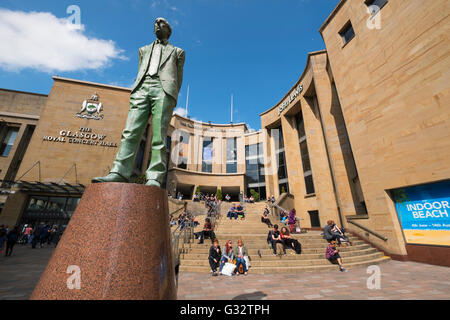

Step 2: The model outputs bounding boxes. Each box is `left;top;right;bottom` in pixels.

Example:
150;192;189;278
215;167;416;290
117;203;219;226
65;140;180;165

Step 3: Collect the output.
0;0;448;266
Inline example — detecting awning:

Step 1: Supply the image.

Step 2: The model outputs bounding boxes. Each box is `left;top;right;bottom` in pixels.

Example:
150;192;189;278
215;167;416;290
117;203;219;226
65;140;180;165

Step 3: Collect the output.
0;180;85;195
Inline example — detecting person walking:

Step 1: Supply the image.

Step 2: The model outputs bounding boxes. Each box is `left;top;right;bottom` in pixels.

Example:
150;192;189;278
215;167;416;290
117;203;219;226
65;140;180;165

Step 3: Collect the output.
32;223;44;249
5;227;19;257
0;225;7;254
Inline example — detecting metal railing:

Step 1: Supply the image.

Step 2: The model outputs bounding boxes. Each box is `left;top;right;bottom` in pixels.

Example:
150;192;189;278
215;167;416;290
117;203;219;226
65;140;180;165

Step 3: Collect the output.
347;218;388;241
171;218;194;289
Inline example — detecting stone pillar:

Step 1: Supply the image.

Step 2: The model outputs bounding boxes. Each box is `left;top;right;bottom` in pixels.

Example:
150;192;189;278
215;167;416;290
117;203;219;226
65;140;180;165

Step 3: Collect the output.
31;183;177;300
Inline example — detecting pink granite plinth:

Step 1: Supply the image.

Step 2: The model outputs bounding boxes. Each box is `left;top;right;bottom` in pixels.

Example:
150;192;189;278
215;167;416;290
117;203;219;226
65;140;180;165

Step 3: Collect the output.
30;183;177;300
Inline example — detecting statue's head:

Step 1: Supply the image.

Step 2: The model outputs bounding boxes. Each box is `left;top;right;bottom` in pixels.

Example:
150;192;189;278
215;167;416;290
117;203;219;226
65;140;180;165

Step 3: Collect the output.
154;17;172;40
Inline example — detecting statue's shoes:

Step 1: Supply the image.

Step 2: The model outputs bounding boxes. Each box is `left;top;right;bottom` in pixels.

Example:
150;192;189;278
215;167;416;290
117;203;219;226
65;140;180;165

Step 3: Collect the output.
145;179;161;187
91;173;128;183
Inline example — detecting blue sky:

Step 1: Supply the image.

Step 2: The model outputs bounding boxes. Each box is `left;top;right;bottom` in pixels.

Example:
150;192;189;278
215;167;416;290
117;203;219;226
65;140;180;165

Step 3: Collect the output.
0;0;339;130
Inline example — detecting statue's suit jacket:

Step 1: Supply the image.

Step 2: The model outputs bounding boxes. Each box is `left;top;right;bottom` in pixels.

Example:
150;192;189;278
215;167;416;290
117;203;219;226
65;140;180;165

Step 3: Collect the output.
131;41;185;102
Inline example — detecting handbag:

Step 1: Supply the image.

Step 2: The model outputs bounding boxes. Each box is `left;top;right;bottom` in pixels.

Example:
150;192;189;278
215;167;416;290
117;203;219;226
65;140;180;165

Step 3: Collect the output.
222;262;236;276
244;255;251;268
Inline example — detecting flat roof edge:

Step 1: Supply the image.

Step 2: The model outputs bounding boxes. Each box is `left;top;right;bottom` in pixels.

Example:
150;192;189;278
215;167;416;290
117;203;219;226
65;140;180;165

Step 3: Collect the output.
0;88;48;97
319;0;347;34
52;76;132;92
173;113;248;129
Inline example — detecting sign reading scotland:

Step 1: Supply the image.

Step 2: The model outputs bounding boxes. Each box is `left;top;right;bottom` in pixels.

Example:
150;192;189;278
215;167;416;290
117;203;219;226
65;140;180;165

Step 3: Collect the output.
392;180;450;246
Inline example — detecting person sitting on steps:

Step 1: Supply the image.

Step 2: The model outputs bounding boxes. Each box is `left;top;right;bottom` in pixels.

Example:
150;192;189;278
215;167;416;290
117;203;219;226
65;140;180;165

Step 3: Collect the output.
323;220;349;247
280;226;302;254
235;203;245;220
326;240;347;272
208;239;221;276
219;240;234;275
198;217;215;244
233;239;249;275
270;225;284;256
227;203;237;220
261;209;273;227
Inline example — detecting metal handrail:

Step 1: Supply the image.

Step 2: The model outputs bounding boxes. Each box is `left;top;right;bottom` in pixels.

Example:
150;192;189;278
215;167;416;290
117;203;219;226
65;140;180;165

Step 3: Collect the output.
171;219;195;289
347;219;388;241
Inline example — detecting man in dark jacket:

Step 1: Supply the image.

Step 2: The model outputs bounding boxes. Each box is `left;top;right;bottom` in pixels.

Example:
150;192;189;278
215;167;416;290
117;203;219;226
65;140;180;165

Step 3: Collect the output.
5;226;19;256
208;239;221;276
32;223;44;249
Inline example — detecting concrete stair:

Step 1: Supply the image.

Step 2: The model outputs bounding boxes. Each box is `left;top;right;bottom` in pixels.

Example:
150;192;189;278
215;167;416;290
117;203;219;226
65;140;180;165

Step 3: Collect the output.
178;202;390;273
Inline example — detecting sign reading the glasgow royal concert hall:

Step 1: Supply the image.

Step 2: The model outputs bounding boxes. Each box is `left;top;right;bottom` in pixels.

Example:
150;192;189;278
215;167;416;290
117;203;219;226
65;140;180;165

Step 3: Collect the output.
43;127;117;148
393;180;450;246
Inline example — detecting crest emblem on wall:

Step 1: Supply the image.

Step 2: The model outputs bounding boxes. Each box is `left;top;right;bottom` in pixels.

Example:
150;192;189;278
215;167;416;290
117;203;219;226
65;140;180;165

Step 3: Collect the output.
76;93;104;120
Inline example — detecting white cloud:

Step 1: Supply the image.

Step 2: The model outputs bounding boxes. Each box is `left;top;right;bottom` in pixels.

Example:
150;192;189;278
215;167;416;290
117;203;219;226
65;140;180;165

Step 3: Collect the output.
173;107;187;117
0;9;126;72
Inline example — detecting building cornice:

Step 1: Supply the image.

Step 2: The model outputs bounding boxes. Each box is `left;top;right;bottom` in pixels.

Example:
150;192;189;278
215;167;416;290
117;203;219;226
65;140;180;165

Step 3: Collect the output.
169;167;245;177
0;88;48;97
0;111;40;121
173;113;248;130
52;76;132;92
319;0;347;34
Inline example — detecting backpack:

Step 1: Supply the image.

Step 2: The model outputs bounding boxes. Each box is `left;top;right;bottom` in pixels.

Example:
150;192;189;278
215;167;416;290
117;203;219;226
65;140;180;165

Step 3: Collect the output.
293;240;302;254
267;230;274;243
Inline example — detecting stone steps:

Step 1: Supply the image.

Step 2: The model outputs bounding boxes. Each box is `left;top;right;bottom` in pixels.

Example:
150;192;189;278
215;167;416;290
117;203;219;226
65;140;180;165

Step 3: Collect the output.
181;247;379;260
189;240;365;248
186;243;372;255
178;206;390;274
207;234;357;240
180;252;384;267
179;256;391;274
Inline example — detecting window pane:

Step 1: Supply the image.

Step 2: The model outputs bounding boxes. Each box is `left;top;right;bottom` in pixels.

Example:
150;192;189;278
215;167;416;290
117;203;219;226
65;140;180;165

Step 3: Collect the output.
246;163;258;172
309;210;321;228
202;162;212;173
296;113;306;138
202;137;213;172
227;138;237;161
278;165;287;180
257;143;264;157
340;22;355;44
227;162;237;173
0;127;19;157
27;196;48;211
246;170;259;184
47;197;67;212
305;174;315;194
300;141;311;172
277;152;285;167
365;0;387;12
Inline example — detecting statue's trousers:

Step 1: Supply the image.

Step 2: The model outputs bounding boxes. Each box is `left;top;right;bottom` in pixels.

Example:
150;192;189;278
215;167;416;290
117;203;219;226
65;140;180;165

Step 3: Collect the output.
111;74;176;184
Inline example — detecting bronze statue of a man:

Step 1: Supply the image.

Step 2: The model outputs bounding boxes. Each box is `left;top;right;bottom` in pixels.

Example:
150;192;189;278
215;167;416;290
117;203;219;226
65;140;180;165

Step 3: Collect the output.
92;17;185;187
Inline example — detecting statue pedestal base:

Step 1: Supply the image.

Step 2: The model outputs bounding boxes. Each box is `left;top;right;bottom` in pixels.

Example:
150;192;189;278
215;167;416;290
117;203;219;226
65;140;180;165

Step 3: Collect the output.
30;183;176;300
